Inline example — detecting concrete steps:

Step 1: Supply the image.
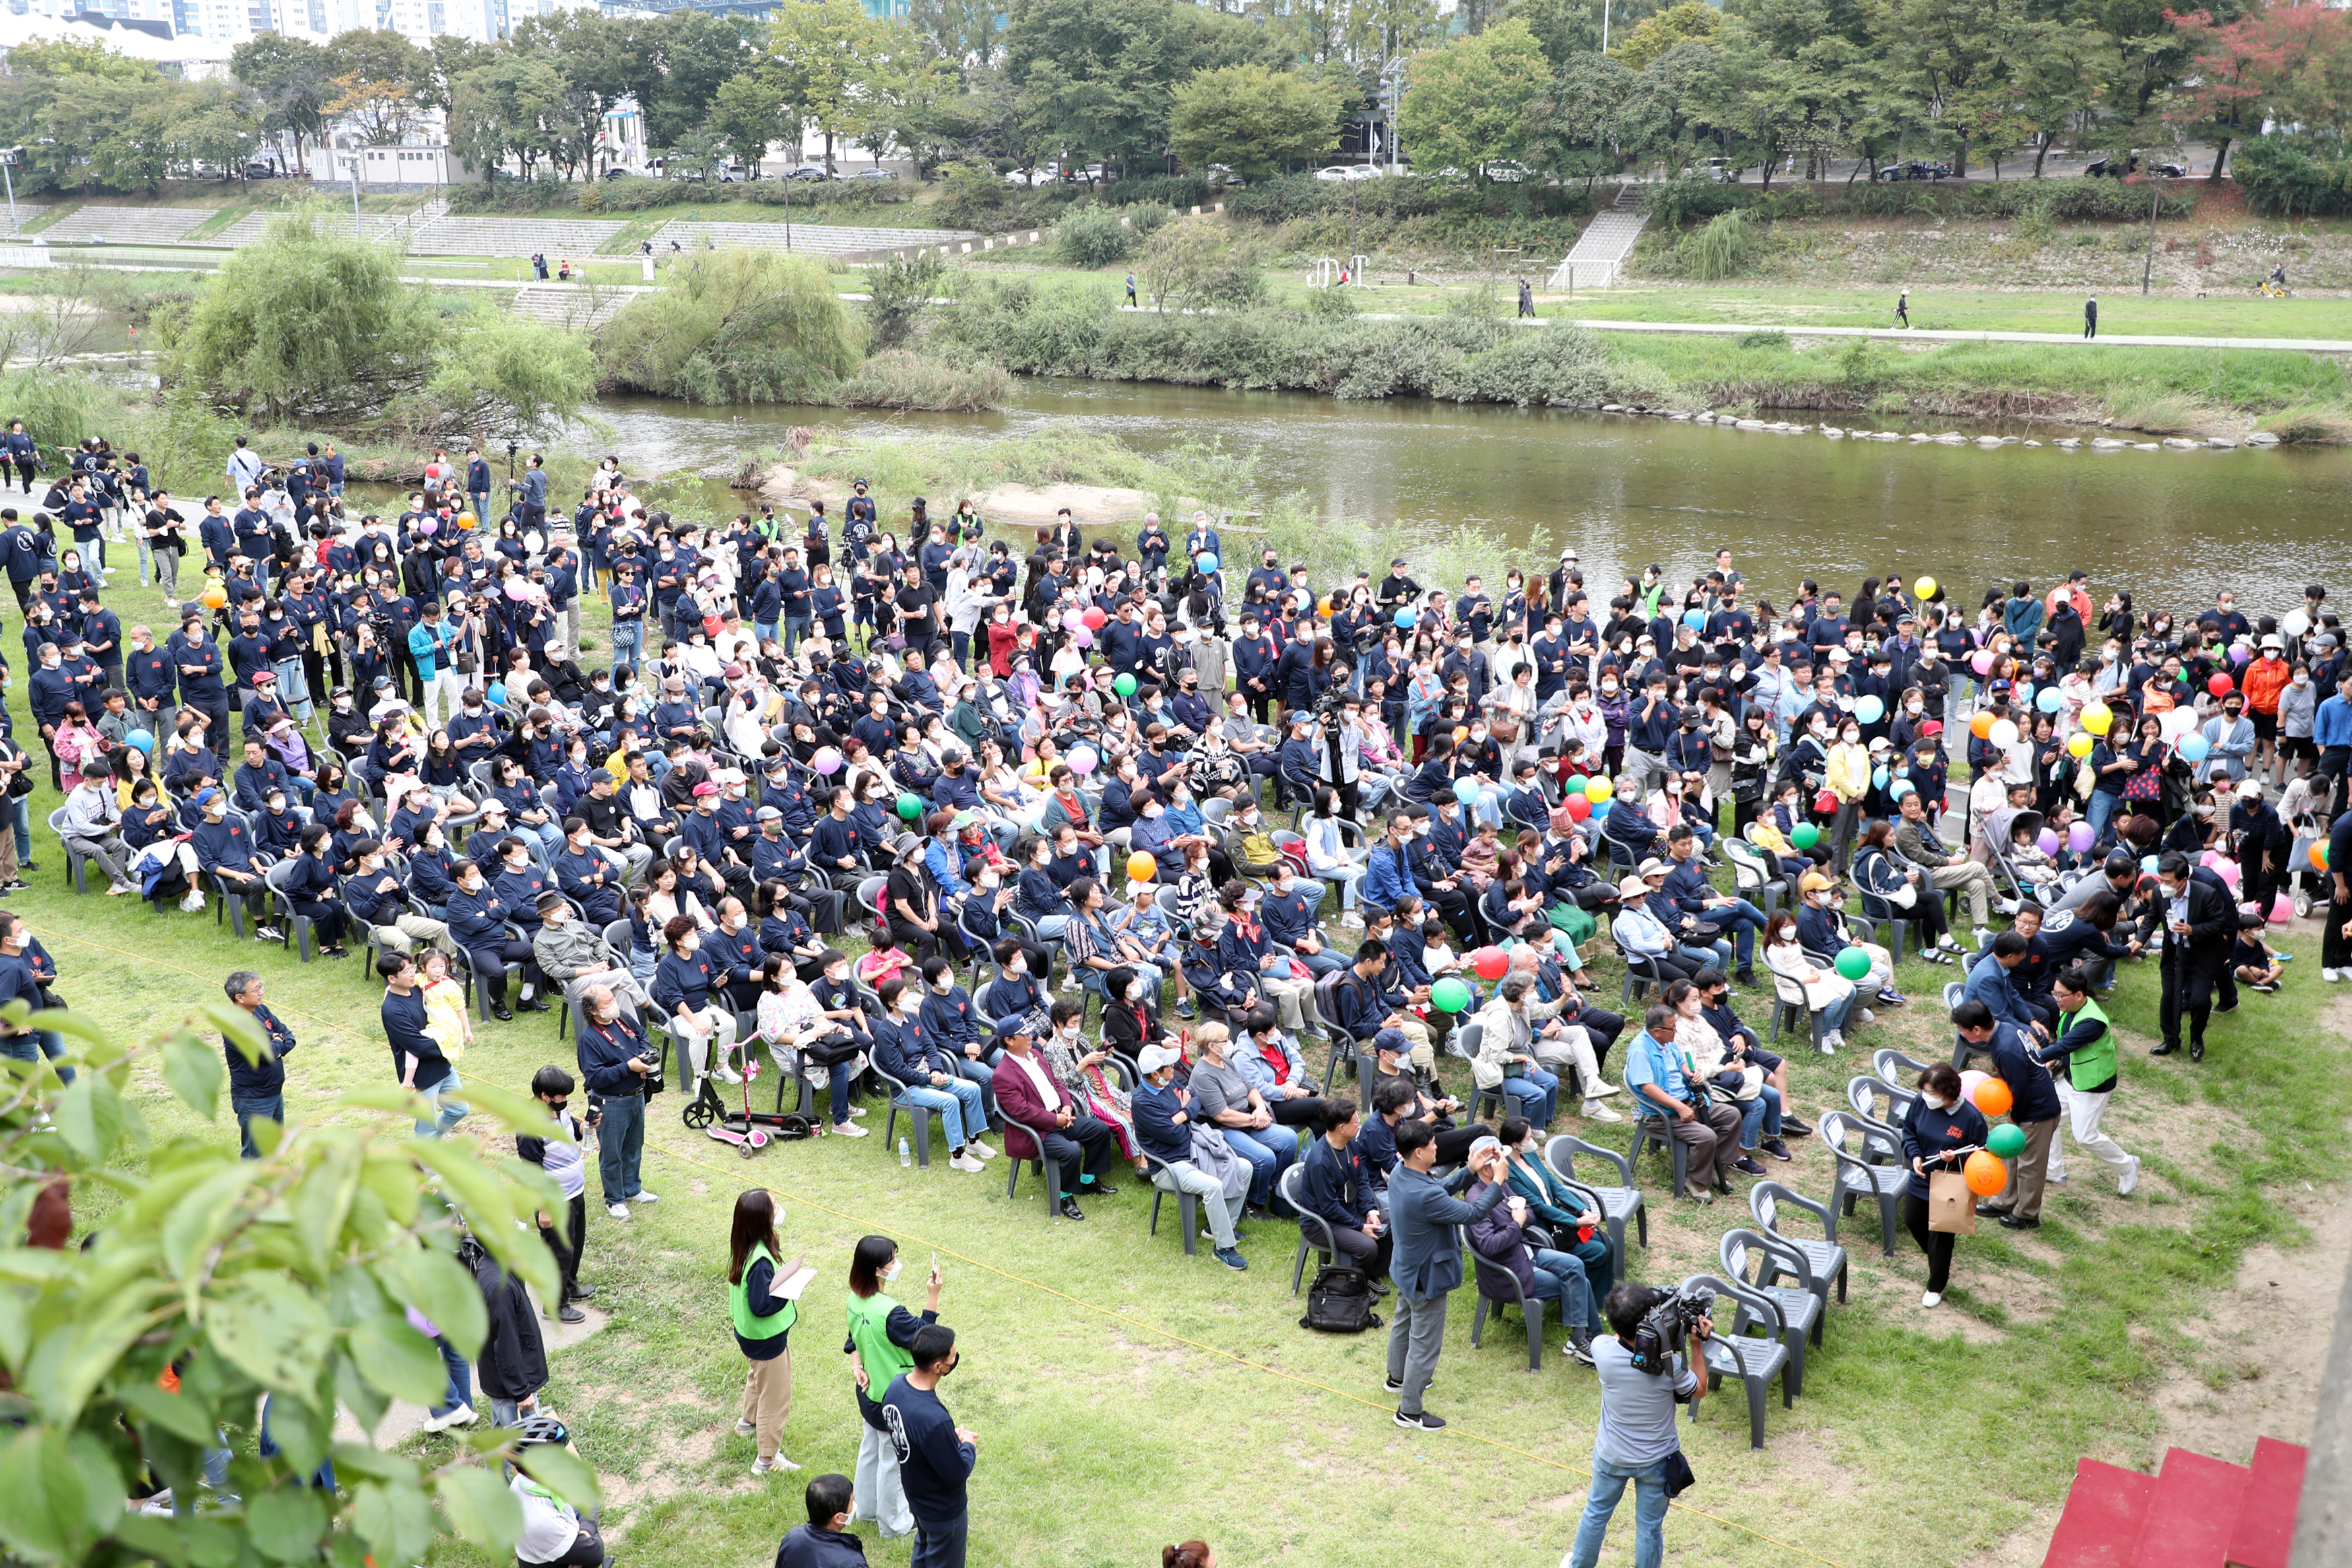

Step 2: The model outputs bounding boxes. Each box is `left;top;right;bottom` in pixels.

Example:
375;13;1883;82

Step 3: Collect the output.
1549;187;1649;289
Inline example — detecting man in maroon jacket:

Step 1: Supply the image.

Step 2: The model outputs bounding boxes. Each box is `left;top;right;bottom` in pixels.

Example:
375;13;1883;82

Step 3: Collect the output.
989;1011;1119;1220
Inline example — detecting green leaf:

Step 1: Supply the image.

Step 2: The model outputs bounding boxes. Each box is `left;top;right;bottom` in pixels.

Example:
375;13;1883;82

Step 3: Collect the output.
159;1159;263;1295
458;1076;572;1143
436;1466;523;1555
334;1352;389;1437
118;1380;221;1446
348;1311;448;1406
208;1274;331;1391
405;1140;516;1239
350;1478;436;1567
64;1433;123;1540
261;1390;329;1478
245;1486;329;1563
337;1083;423;1115
53;1074;124;1164
513;1441;602;1515
374;1248;488;1360
0;1426;73;1561
202;1000;266;1066
160;1030;225;1121
110;1513;195;1566
289;1141;362;1276
325;1442;418;1484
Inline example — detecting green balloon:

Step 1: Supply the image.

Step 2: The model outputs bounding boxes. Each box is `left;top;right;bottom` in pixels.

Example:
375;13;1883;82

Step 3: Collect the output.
896;793;923;821
1113;672;1138;698
1790;824;1821;849
1986;1123;2027;1159
1833;946;1870;981
1431;977;1472;1014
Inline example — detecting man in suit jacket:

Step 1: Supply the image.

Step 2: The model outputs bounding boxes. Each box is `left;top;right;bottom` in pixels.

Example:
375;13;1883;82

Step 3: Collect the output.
1383;1124;1509;1431
988;1012;1117;1220
2153;850;2236;1061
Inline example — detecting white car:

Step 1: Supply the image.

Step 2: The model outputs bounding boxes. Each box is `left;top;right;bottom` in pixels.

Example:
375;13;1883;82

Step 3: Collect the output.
1480;160;1530;183
1313;165;1356;182
1349;165;1387;180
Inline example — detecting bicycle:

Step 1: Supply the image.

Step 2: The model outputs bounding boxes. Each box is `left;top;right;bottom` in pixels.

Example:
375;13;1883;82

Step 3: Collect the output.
2257;279;2290;298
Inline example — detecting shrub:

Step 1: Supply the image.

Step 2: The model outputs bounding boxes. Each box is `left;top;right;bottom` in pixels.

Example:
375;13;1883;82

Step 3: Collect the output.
1674;210;1759;280
864;251;946;350
837;350;1011;411
597;248;863;404
1302;284;1360;318
447;175;914;217
2231;137;2352;218
1053;205;1136;268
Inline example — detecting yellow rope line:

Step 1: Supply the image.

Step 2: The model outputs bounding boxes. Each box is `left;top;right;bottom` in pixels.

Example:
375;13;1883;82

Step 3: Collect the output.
45;925;1849;1568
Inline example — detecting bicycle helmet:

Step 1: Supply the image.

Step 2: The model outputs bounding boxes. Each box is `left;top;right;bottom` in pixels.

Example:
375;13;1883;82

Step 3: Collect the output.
512;1414;570;1450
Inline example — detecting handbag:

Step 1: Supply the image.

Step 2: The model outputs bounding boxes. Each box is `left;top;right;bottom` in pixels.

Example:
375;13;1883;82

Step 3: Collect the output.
1662;1449;1696;1499
1926;1167;1978;1233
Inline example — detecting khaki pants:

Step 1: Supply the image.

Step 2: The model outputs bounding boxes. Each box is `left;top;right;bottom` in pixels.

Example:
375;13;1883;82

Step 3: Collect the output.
741;1348;793;1462
1983;1115;2060;1221
374;913;457;957
1928;861;1997;929
1258;972;1319;1033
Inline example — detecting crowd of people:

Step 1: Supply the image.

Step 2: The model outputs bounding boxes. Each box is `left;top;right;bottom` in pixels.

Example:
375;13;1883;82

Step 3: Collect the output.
16;425;2344;1564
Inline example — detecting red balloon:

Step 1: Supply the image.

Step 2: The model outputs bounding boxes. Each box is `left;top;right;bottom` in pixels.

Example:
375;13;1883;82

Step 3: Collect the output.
1082;606;1107;631
1563;794;1592;821
2207;672;2234;698
1472;946;1511;981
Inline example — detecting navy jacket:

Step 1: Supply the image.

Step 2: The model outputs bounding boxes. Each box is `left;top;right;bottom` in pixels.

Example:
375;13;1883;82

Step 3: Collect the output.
224;1002;295;1100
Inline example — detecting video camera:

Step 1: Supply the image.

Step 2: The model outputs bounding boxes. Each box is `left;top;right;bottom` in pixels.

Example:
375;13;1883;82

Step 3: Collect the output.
1628;1283;1714;1377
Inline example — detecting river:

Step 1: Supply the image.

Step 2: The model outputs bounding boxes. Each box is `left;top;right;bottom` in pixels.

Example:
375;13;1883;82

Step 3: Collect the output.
580;377;2352;616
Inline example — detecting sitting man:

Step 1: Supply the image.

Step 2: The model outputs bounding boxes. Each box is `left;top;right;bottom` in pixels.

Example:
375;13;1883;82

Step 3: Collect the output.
1297;1097;1391;1288
872;975;995;1175
1186;1019;1298;1220
1130;1041;1249;1272
1623;1001;1744;1200
988;1010;1119;1220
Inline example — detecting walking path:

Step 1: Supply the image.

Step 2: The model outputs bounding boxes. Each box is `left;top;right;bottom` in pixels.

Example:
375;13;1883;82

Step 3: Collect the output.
1513;316;2352;354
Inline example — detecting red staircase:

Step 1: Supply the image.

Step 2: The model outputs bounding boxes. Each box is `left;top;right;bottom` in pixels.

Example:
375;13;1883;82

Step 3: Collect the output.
2042;1438;2308;1568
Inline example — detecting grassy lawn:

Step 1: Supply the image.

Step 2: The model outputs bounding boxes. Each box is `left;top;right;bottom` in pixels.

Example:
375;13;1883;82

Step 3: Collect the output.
36;548;2348;1568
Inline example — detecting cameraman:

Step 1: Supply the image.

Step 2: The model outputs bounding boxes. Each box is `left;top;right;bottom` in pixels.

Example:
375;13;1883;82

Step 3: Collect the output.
1565;1283;1711;1568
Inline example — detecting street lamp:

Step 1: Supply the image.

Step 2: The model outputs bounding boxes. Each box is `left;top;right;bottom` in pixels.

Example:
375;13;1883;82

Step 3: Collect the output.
0;147;20;236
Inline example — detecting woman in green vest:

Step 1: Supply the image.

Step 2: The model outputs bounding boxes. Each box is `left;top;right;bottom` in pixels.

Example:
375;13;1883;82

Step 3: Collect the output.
728;1189;805;1476
845;1234;944;1541
2037;967;2141;1196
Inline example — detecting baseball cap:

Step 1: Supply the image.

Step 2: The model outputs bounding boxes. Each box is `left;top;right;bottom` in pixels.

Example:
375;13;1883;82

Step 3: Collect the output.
1138;1043;1183;1074
1798;871;1835;894
1373;1028;1410;1056
692;781;719;798
1466;1134;1504;1161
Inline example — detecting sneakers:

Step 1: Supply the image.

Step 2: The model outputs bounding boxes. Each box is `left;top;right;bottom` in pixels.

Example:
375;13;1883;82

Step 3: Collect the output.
255;925;285;943
1383;1374;1435;1395
948;1152;985;1173
1821;1029;1843;1053
751;1455;801;1476
714;1064;742;1084
629;1190;659;1204
1340;911;1365;929
1921;1290;1942;1309
967;1139;997;1160
847;1105;869;1118
606;1202;631;1220
1759;1138;1793;1161
1877;989;1906;1005
1779;1115;1812;1136
420;1404;478;1433
2118;1156;2141;1197
179;892;207;912
734;1418;758;1437
557;1303;586;1323
106;880;137;897
832;1121;868;1138
1214;1247;1249;1271
2326;968;2347;983
1856;1008;1875;1024
1393;1410;1447;1431
1586;1080;1620;1098
1686;1188;1715;1206
1583;1099;1623;1123
1569;1328;1598;1366
1732;1156;1767;1177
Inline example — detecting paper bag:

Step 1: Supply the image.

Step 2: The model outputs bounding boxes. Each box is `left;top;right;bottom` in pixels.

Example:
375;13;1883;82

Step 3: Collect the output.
1927;1169;1978;1234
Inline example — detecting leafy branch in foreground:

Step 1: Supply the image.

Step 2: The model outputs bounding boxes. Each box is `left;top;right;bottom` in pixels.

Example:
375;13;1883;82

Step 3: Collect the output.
0;1000;597;1567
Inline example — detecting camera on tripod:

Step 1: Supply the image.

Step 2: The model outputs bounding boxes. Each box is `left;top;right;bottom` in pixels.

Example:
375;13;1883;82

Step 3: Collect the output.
1628;1283;1713;1376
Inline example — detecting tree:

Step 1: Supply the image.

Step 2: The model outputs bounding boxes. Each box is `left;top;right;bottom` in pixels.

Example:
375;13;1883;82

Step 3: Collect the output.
760;0;902;169
229;35;332;166
1004;0;1281;177
855;46;960;171
323;28;428;147
1510;0;1604;69
1344;0;1443;78
1524;51;1636;189
596;249;865;404
1398;19;1553;176
513;11;643;179
411;34;498;116
1612;39;1719;165
449;55;566;181
2166;5;2352;179
641;11;758;150
1613;1;1718;72
710;69;795;173
1169;63;1346;180
910;0;1005;77
0;1008;598;1568
1136;215;1266;311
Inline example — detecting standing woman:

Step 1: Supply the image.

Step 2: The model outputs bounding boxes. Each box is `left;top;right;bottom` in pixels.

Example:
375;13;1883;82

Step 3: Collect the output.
843;1235;943;1541
728;1188;805;1477
1899;1062;1987;1309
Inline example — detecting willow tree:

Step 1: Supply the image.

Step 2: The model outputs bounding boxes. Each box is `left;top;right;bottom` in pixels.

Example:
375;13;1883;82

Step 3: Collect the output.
596;249;865;405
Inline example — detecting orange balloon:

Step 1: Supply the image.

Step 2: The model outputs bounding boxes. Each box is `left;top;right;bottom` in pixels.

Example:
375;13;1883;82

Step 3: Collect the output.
1319;595;1335;616
1453;726;1468;743
1126;851;1157;884
1963;1150;2008;1196
1969;711;1996;740
200;587;227;608
1973;1077;2013;1117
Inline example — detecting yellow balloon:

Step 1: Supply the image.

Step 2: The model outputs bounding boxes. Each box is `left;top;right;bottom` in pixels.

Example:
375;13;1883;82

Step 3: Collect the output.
2081;701;2113;736
2068;733;2094;758
1913;576;1937;599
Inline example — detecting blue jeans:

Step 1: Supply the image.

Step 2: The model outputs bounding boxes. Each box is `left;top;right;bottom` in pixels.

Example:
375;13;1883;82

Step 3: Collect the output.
1568;1454;1670;1568
232;1093;282;1160
783;616;810;652
1293;944;1350;977
1734;1083;1784;1150
273;655;311;721
416;1067;468;1138
1501;1064;1561;1127
2;1029;74;1083
597;1091;645;1201
1224;1123;1297;1208
1528;1244;1598;1334
609;618;643;672
755;621;777;644
1817;986;1858;1034
2087;790;2124;851
898;1077;986;1150
430;1336;473;1418
1705;898;1767;966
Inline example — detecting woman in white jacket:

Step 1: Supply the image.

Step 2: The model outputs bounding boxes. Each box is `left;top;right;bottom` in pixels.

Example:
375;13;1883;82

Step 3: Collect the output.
1761;909;1859;1051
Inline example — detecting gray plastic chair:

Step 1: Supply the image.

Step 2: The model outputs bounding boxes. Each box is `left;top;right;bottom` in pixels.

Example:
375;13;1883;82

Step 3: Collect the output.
1720;837;1782;919
46;806;91;895
1846;1074;1918;1134
1680;1271;1792;1449
1762;961;1831;1054
1449;1020;1505;1125
1872;1047;1932;1085
1627;1105;1691;1198
1001;1111;1064;1218
1144;1148;1201;1258
1719;1228;1822;1397
1468;1241;1548;1372
1280;1163;1334;1295
1815;1111;1904;1258
261;859;316;962
1544;1134;1648;1278
1749;1179;1850;1307
874;1061;933;1169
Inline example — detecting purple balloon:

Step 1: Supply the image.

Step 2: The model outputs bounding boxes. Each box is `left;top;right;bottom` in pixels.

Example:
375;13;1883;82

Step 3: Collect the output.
417;519;439;537
2230;645;2252;664
1072;627;1093;649
2037;828;2060;853
2067;822;2095;853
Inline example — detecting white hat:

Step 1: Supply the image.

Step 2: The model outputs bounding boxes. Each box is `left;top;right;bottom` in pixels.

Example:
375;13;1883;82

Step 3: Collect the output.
1138;1044;1183;1074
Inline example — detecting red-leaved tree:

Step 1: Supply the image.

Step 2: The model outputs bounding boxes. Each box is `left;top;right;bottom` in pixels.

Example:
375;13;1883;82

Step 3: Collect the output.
2164;3;2352;180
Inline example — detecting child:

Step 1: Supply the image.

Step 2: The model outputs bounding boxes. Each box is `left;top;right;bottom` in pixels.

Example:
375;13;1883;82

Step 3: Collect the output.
855;940;913;989
514;1065;593;1320
2006;819;2063;890
418;948;474;1064
2232;909;2284;993
1458;820;1502;889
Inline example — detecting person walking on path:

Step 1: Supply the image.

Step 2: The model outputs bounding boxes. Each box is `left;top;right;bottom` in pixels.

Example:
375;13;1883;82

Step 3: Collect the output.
1518;278;1536;318
2038;967;2140;1196
883;1324;978;1568
1383;1127;1511;1431
1894;288;1909;328
1125;273;1137;307
2083;294;2098;339
729;1187;806;1477
845;1236;942;1542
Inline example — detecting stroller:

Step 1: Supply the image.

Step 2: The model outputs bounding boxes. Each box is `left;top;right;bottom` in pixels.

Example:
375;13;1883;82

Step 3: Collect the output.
2286;806;2328;919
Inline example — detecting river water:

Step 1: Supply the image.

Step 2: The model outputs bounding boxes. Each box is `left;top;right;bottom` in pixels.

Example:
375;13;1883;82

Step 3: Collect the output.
581;377;2352;618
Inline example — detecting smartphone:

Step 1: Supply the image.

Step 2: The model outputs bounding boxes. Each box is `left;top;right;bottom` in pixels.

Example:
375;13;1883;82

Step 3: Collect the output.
929;1251;941;1284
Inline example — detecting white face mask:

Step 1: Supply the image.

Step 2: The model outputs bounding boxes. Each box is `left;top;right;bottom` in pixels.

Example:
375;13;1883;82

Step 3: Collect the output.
1922;1094;1953;1113
880;1258;902;1282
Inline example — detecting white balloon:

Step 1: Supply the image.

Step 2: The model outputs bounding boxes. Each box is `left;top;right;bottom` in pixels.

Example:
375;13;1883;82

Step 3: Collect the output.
2159;707;2200;740
1988;719;2018;749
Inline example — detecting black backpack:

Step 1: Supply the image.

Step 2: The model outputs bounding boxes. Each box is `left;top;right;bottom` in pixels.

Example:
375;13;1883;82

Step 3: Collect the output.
1299;1264;1382;1333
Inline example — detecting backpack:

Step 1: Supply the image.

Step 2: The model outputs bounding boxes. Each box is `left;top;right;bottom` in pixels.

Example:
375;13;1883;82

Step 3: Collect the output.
1299;1264;1382;1333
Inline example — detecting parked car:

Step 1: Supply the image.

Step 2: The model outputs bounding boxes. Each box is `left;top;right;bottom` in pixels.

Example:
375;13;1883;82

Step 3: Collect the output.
1004;164;1055;185
850;167;898;181
1313;165;1355;182
786;163;839;182
1874;160;1950;181
2084;154;2177;179
1204;164;1245;186
1481;159;1530;183
244;160;280;180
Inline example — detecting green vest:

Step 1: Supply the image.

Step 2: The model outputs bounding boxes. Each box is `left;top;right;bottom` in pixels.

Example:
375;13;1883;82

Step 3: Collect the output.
729;1243;797;1341
845;1291;915;1394
2060;996;2117;1090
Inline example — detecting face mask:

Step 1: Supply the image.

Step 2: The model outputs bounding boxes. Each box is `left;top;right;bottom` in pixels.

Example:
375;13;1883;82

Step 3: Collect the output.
1601;682;1618;695
1141;806;1162;820
1922;1094;1953;1113
880;1259;902;1282
931;975;952;993
1905;701;1922;715
2295;674;2310;686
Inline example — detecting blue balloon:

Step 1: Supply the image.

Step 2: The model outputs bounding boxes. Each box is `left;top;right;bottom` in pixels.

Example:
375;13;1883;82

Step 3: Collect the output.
1453;777;1481;805
2141;855;2161;873
2036;686;2063;713
486;682;507;706
1395;606;1417;628
2178;735;2210;762
125;729;154;753
1891;779;1916;799
1872;766;1889;788
1682;608;1708;630
1853;695;1885;724
1196;552;1219;573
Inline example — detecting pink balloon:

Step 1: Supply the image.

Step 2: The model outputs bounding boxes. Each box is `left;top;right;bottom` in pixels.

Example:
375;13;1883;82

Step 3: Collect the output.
2271;894;2295;923
417;519;439;537
1071;627;1093;649
1959;1069;1989;1101
812;746;843;774
1067;744;1099;776
1971;650;1995;675
2216;858;2240;886
1062;609;1085;632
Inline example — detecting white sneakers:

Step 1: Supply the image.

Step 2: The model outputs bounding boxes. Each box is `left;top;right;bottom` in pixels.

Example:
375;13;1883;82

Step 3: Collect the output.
752;1454;800;1476
1972;928;1994;947
713;1064;742;1084
420;1405;478;1433
1856;1008;1875;1024
1340;911;1365;929
605;1202;631;1220
832;1121;869;1138
967;1139;997;1160
2326;968;2347;983
1583;1099;1623;1123
179;891;207;911
1821;1029;1843;1053
734;1418;758;1437
1587;1081;1621;1098
1921;1290;1942;1309
948;1153;986;1173
2118;1156;2141;1197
